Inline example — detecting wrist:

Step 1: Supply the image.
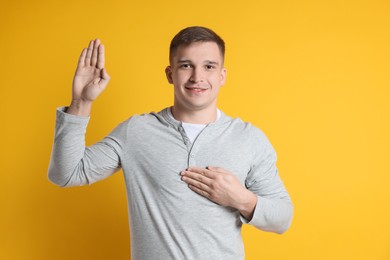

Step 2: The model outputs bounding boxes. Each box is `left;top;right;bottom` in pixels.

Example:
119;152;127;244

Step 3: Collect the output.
67;99;93;116
237;190;258;221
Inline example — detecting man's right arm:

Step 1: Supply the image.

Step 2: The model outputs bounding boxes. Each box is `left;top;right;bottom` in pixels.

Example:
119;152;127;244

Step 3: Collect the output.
48;39;123;187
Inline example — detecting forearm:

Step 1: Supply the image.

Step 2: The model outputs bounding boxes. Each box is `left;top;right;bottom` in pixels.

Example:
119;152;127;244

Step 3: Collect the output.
48;107;90;186
48;107;124;187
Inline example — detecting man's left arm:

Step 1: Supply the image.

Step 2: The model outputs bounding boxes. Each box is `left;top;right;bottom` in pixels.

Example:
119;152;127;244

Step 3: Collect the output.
180;139;293;234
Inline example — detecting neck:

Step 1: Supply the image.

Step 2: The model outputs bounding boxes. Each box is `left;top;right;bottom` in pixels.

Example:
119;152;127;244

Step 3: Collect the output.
171;105;217;124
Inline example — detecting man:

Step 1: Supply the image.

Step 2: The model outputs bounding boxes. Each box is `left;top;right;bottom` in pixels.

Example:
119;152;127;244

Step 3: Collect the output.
48;26;293;259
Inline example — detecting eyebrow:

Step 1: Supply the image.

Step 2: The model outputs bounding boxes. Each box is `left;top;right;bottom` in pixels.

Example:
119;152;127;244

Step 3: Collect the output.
177;59;220;65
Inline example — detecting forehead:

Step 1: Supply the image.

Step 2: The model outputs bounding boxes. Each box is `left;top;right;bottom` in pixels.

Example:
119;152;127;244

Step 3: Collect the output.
171;41;223;63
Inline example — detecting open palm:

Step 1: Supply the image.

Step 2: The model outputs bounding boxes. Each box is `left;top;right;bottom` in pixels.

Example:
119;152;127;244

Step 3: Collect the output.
72;39;110;102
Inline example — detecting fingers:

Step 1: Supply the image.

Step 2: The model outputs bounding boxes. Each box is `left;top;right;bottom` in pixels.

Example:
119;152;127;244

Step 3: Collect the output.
77;48;87;68
181;173;212;194
85;40;94;66
91;38;100;66
97;44;105;69
185;167;213;178
77;39;106;69
188;184;211;199
83;39;103;68
207;166;229;174
181;169;211;185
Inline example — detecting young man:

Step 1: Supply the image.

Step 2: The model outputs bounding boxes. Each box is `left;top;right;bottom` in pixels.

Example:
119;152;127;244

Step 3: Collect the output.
48;26;293;260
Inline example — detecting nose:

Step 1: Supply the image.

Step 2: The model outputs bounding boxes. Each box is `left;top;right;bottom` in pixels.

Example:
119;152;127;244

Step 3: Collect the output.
189;67;204;83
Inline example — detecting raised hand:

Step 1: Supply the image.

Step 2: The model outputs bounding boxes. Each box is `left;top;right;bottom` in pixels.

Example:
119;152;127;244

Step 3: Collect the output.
68;39;110;116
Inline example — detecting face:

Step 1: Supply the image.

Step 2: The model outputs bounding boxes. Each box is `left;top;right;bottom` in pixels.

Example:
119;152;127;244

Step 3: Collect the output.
165;41;226;113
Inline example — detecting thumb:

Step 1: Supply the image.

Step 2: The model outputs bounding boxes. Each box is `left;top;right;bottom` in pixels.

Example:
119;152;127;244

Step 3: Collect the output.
101;68;111;81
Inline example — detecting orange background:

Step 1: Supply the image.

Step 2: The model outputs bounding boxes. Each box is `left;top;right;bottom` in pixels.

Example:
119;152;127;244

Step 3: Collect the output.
1;0;389;259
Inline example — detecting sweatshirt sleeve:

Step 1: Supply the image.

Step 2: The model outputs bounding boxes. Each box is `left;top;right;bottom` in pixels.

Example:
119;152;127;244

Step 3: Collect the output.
48;107;128;187
241;128;294;234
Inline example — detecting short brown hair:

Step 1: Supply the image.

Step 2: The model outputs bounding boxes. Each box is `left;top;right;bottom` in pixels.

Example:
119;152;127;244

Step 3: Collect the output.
169;26;225;63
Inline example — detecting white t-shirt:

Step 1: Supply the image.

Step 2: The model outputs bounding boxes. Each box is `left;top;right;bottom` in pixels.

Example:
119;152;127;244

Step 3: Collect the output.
168;108;221;143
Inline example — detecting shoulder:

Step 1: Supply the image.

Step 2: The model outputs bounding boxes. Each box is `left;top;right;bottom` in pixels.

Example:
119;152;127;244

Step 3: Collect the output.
110;109;170;135
223;115;275;153
224;115;269;141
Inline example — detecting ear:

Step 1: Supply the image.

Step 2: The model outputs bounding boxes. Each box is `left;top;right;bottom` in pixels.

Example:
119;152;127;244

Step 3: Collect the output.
220;67;227;86
165;66;173;84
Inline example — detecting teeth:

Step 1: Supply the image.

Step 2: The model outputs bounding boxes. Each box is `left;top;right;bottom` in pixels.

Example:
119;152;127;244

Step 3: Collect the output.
185;87;206;92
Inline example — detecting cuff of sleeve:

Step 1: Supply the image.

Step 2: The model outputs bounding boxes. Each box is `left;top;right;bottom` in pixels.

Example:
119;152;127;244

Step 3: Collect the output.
56;106;90;125
240;195;293;234
240;196;267;226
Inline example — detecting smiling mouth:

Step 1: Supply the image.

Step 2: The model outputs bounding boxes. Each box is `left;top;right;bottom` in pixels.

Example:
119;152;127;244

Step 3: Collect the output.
185;87;208;93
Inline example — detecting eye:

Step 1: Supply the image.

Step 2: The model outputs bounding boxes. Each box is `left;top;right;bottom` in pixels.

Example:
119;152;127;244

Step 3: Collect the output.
180;64;192;69
205;64;216;70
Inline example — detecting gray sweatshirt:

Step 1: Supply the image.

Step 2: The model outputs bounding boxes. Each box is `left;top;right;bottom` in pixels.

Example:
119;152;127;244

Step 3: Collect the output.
48;107;293;260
